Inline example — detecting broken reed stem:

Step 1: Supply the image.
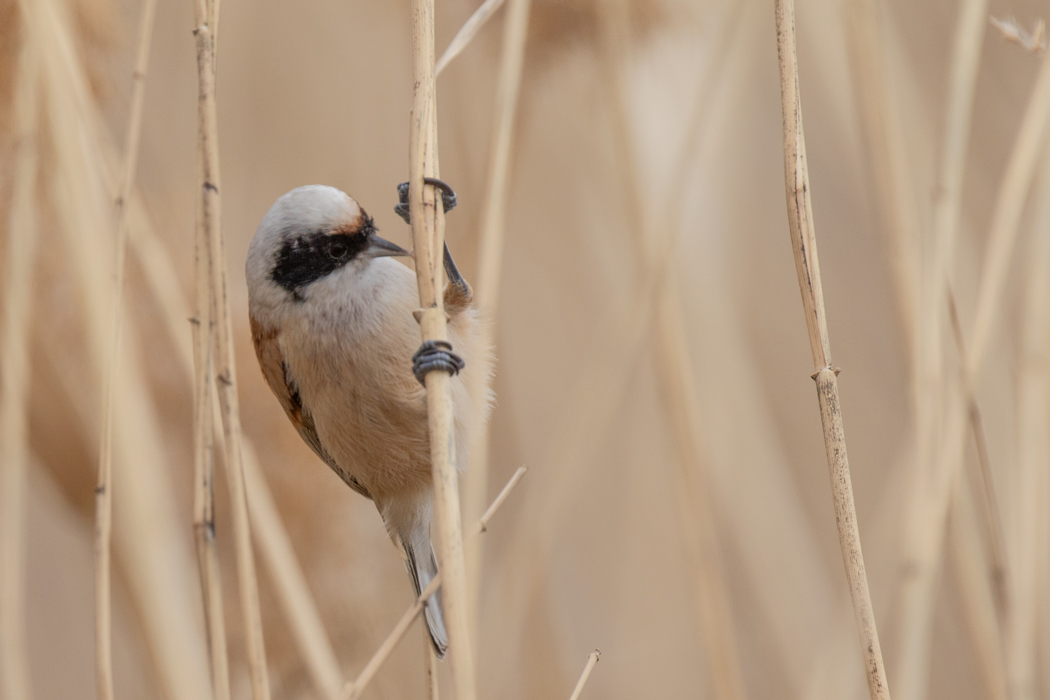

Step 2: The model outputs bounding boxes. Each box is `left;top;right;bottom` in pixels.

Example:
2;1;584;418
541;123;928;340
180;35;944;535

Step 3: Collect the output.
0;31;39;700
774;3;891;699
94;0;159;697
343;467;526;700
567;650;601;700
192;3;271;698
464;0;531;638
435;0;507;76
408;1;477;699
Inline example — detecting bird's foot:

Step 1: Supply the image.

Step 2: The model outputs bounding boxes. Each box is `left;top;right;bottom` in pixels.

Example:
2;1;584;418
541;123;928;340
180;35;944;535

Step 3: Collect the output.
394;178;458;224
412;340;465;386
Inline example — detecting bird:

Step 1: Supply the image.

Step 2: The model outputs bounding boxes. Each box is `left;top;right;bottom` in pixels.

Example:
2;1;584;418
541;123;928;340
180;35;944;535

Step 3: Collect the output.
245;183;492;656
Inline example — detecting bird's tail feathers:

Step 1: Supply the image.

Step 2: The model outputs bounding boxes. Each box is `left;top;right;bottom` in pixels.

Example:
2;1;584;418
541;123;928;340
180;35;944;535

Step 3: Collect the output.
402;539;448;658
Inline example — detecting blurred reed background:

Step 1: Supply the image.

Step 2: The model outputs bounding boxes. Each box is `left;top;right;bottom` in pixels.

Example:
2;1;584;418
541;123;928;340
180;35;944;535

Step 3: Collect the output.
1;0;1049;698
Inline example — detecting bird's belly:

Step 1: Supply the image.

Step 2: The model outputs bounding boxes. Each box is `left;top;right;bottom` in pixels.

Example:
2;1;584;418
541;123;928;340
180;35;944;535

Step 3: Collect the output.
304;364;432;499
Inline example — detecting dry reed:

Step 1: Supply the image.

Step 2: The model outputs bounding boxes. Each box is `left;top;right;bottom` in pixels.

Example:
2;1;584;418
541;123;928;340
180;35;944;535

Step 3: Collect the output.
774;2;891;699
407;0;476;697
435;0;507;77
566;650;600;700
192;0;270;696
343;467;526;700
0;22;39;700
93;0;158;696
243;445;343;700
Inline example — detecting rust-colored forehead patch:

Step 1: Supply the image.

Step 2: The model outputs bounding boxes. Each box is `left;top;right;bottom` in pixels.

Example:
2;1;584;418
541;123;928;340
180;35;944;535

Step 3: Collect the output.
329;208;376;237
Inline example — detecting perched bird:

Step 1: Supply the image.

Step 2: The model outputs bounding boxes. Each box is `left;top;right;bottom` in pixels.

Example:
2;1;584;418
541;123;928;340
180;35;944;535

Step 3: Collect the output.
245;184;491;656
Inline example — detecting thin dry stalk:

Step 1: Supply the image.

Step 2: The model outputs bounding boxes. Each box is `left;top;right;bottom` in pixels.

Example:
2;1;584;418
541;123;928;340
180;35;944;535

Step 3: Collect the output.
436;0;507;76
567;650;600;700
0;29;39;700
192;2;270;697
463;0;531;633
774;3;891;699
408;1;476;698
424;635;440;700
190;1;231;697
243;445;343;700
342;467;525;700
93;1;159;696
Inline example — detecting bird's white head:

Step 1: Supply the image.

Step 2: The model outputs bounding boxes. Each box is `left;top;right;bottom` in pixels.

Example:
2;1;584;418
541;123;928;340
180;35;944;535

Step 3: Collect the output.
246;185;409;319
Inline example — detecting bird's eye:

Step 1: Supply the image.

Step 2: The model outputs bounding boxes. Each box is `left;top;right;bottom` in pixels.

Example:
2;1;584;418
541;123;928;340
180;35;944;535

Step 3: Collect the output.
328;241;348;259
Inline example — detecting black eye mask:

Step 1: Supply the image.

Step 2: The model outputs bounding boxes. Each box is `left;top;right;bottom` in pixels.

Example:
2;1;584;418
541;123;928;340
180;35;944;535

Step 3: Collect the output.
271;226;371;300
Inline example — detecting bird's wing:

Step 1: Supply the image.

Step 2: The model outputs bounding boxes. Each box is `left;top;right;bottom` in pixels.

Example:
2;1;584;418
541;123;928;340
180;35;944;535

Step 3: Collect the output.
250;316;372;500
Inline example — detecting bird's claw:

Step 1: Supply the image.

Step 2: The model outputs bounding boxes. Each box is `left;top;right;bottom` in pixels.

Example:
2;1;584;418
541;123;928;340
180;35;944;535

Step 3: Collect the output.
394;178;458;224
412;340;465;386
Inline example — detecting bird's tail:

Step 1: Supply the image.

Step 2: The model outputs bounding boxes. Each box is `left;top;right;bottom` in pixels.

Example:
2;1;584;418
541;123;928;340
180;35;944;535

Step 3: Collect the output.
402;538;448;658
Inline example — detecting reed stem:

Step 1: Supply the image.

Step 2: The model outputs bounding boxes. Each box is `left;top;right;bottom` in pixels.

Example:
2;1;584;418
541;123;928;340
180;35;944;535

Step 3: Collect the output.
774;3;891;698
192;1;271;696
408;1;476;697
567;650;600;700
93;0;159;696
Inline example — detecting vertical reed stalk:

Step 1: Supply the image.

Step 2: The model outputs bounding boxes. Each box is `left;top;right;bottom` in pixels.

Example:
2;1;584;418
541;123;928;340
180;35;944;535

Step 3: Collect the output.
190;3;231;699
0;25;39;700
93;1;159;697
192;1;271;697
408;1;476;698
243;445;343;700
567;650;600;700
463;0;531;635
774;3;891;699
424;631;440;700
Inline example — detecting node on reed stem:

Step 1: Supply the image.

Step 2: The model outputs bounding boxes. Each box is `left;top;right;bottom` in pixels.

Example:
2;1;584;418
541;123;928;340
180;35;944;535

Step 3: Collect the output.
774;2;891;698
192;2;271;697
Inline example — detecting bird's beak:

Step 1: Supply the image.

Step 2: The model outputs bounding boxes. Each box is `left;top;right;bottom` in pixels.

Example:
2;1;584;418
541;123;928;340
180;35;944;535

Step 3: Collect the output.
366;234;410;259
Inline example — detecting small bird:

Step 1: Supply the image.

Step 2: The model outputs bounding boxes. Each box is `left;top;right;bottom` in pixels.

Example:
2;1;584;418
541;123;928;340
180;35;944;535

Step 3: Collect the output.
245;184;491;656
